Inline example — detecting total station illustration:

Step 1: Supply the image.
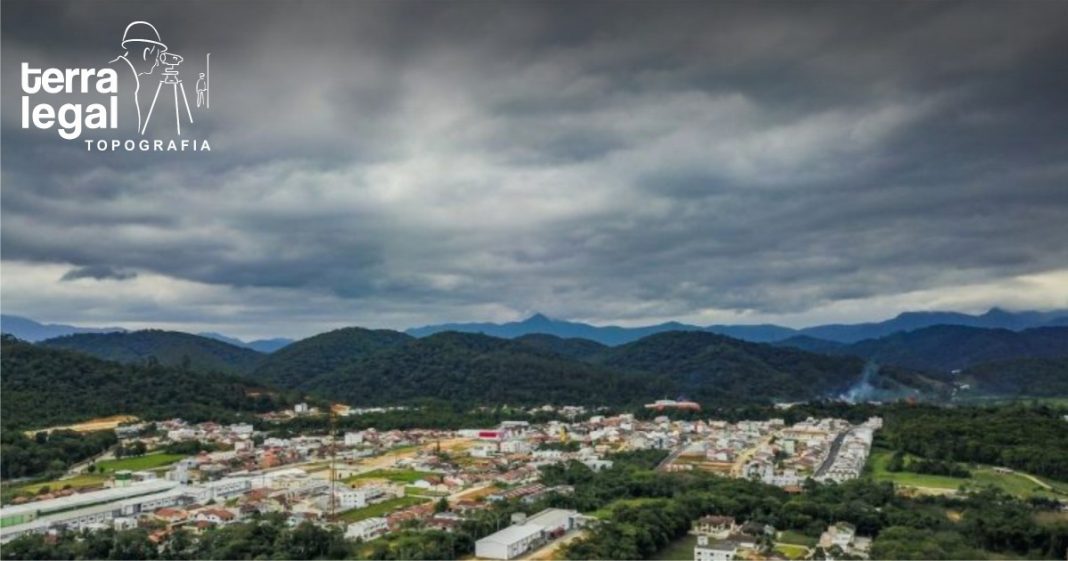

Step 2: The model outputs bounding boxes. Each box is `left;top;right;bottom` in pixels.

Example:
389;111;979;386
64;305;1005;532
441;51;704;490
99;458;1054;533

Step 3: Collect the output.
109;21;210;136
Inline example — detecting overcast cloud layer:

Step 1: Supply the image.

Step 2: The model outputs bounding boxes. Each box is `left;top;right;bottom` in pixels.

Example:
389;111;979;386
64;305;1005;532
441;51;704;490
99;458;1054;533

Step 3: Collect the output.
3;1;1068;339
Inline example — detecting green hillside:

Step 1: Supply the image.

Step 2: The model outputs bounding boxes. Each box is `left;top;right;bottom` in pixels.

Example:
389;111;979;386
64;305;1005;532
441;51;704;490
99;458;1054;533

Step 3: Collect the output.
1;335;292;431
261;329;944;407
40;330;264;375
592;331;935;402
295;331;667;406
956;357;1068;398
839;326;1068;372
514;333;609;360
252;327;413;386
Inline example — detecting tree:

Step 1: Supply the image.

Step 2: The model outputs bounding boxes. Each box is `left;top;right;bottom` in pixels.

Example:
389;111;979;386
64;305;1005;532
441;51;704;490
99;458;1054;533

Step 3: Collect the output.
887;451;905;472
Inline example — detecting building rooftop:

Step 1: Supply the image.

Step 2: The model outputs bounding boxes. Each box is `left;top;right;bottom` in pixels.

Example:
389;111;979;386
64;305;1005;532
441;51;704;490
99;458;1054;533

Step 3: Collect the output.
526;508;576;530
478;523;544;546
0;479;178;519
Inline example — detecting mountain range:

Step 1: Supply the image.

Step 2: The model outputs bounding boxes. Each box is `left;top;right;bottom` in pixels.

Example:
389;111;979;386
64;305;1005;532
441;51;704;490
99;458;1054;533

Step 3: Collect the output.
251;328;931;407
406;308;1068;345
0;314;125;341
777;325;1068;373
197;332;294;353
0;314;293;352
5;308;1065;350
3;313;1066;430
40;330;266;375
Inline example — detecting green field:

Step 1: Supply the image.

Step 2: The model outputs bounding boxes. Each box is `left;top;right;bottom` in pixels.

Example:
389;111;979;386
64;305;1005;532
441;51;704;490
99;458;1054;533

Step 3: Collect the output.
777;530;817;547
652;534;697;560
955;396;1068;408
867;449;1068;499
337;496;429;523
4;474;108;499
344;469;436;484
774;543;810;560
589;497;665;520
95;453;185;473
405;486;447;497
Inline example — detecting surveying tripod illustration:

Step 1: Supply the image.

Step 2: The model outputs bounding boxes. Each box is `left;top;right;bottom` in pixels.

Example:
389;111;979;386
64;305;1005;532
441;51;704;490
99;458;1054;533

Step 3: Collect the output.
142;52;194;136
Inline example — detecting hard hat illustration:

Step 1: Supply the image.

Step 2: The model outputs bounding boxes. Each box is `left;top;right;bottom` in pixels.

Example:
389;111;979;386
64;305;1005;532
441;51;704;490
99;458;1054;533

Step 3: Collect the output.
121;21;167;51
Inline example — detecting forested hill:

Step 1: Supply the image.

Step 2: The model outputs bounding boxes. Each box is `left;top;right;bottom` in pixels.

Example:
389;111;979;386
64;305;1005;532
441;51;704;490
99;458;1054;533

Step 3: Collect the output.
40;330;264;375
0;336;294;430
590;331;941;402
514;333;609;360
833;325;1068;372
252;327;414;386
258;329;945;406
956;357;1068;398
291;331;667;407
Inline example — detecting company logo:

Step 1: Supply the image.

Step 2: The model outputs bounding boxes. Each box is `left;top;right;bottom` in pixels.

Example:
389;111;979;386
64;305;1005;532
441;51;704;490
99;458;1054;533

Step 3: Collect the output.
20;20;212;152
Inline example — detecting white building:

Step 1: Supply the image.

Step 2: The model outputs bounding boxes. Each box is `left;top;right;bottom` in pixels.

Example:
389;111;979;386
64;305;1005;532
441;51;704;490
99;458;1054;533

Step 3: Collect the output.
474;509;581;560
525;508;579;535
582;459;613;472
501;440;531;454
475;524;544;560
229;423;254;436
694;536;738;561
334;486;392;510
344;432;364;447
346;517;389;541
819;522;856;550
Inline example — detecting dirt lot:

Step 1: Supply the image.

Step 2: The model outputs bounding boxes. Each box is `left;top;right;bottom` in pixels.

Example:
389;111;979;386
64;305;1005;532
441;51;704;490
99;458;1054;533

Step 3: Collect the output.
27;415;139;435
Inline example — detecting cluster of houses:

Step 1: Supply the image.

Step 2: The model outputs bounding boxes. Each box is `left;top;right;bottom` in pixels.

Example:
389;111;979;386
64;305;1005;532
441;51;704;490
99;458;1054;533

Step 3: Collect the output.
690;516;871;561
663;417;882;489
2;409;883;554
813;419;881;484
692;515;775;561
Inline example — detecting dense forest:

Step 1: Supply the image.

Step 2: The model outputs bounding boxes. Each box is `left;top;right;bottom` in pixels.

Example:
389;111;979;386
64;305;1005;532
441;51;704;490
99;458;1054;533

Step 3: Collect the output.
252;329;947;407
0;430;117;480
0;336;297;431
40;330;265;375
513;333;609;360
878;404;1068;481
829;325;1068;373
251;327;413;386
957;357;1068;397
294;332;666;407
588;331;942;402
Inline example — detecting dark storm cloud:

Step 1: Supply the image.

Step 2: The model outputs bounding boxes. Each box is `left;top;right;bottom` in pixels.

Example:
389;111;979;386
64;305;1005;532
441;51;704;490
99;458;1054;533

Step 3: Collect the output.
2;1;1067;336
61;265;137;282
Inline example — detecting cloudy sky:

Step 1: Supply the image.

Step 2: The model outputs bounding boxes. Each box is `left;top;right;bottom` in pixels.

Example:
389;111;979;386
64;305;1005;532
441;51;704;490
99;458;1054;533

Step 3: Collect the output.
3;1;1067;339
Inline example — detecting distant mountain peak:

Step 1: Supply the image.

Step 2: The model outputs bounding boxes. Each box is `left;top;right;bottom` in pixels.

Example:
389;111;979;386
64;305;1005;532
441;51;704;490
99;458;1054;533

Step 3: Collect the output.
523;313;554;324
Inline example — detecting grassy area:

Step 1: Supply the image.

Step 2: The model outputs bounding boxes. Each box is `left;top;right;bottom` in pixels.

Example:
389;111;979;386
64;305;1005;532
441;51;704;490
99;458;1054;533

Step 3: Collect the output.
955;396;1068;408
344;469;436;484
774;543;810;560
5;474;108;498
337;496;429;523
1034;511;1068;527
652;534;697;560
777;530;818;547
405;486;447;497
95;453;185;473
867;449;1068;499
589;498;664;520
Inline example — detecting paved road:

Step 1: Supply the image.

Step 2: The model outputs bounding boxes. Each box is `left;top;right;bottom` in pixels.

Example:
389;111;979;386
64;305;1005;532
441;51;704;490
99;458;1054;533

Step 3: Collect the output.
64;449;116;478
657;445;687;472
814;431;847;478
